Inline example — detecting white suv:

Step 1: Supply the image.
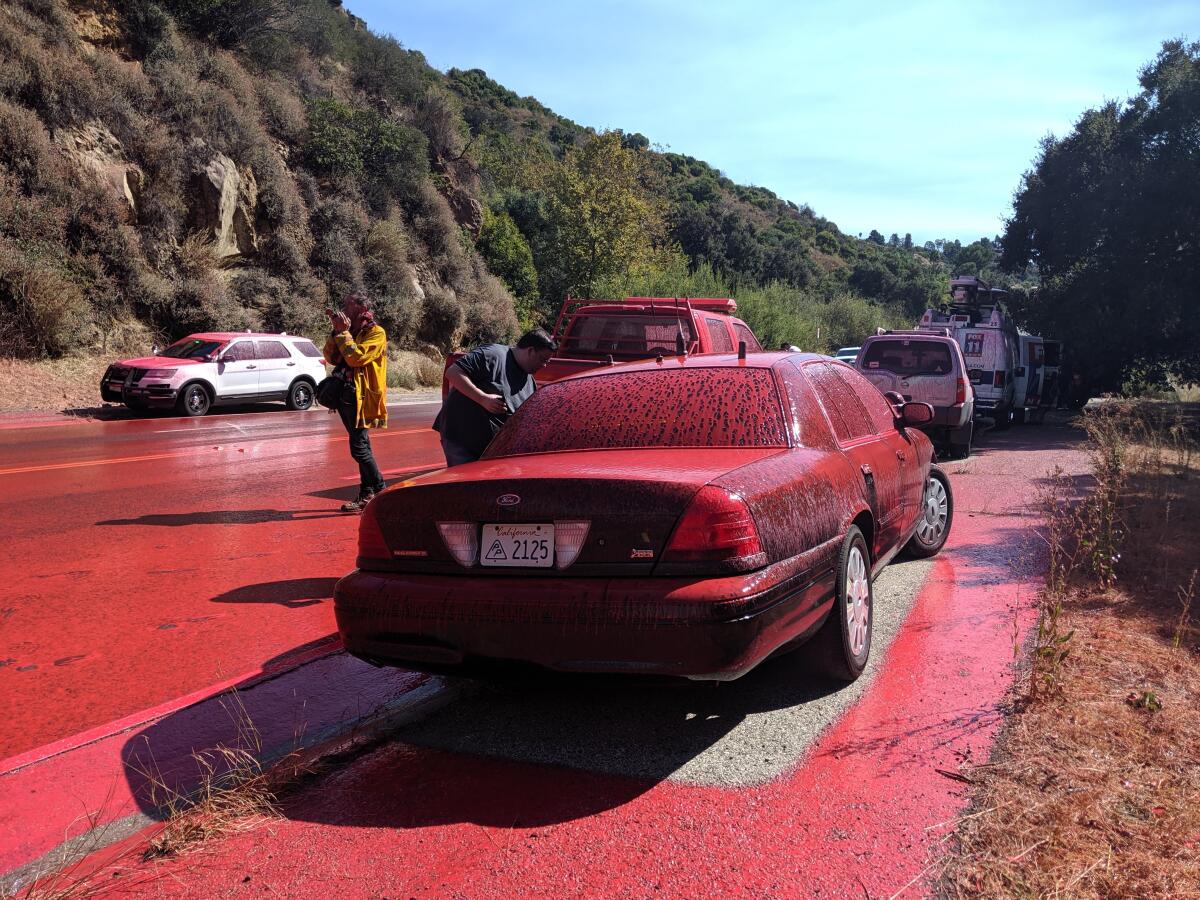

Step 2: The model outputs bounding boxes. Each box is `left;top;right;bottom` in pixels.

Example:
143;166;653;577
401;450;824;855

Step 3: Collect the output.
101;332;328;416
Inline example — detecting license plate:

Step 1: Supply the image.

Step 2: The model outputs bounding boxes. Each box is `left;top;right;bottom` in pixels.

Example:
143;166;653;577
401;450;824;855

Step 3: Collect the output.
481;523;554;568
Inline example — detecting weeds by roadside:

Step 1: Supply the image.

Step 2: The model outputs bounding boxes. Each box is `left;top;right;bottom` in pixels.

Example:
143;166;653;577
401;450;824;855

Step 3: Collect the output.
4;692;312;900
941;401;1200;897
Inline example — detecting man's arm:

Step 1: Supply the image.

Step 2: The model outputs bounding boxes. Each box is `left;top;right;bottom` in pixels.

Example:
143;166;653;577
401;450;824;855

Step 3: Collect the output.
446;363;506;414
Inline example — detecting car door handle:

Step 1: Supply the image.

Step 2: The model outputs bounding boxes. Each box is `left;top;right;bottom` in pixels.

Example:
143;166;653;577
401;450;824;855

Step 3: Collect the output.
896;450;906;461
287;361;296;366
246;364;257;369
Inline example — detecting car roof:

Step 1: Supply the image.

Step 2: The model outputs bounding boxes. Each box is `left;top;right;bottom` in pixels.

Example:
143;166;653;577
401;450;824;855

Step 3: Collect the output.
179;332;309;341
862;332;959;344
557;351;826;383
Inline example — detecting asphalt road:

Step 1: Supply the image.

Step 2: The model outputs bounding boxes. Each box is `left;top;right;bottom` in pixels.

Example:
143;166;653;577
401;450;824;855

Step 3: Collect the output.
0;397;443;761
115;416;1091;897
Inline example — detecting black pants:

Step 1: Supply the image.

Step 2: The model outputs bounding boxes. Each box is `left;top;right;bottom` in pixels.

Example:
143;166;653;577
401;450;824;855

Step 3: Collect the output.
339;402;385;494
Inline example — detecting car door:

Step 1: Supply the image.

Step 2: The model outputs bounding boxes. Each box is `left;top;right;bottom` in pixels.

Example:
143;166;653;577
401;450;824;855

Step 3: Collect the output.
254;338;295;397
800;361;905;557
216;339;259;398
832;363;925;539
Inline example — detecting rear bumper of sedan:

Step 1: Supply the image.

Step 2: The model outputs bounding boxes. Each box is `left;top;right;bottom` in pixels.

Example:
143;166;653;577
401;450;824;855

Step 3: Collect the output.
334;564;837;681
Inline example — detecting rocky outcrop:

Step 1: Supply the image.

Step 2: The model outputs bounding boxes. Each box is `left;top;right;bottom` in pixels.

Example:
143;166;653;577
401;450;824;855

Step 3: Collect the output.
190;150;259;262
446;189;484;238
68;0;128;57
53;122;142;221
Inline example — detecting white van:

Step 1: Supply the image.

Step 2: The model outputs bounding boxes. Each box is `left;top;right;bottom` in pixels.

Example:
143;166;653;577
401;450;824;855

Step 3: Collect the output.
918;276;1019;429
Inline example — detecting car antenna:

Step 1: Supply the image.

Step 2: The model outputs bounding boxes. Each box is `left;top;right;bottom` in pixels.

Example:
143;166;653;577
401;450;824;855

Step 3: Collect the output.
674;297;687;357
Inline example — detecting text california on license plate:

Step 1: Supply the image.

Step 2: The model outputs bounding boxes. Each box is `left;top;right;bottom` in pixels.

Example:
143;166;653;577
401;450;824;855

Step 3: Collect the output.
481;523;554;568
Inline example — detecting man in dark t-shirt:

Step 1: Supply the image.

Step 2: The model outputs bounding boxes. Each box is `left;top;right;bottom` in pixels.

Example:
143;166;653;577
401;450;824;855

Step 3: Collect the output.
433;328;558;466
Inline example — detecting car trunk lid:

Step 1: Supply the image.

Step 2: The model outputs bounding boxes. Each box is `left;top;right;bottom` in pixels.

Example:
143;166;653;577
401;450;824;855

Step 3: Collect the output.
363;448;783;575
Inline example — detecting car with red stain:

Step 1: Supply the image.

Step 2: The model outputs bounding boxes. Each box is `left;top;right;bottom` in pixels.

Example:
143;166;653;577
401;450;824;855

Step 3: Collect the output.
100;333;327;416
335;353;953;682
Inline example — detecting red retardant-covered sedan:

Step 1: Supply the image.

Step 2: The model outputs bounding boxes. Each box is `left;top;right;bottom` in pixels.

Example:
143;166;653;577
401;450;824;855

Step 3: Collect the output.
334;353;953;682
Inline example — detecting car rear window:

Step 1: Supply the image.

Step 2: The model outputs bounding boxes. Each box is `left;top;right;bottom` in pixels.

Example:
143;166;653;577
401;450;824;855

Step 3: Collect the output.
861;339;953;376
705;317;734;352
484;368;788;456
256;340;290;359
561;314;696;358
293;340;323;358
733;323;762;352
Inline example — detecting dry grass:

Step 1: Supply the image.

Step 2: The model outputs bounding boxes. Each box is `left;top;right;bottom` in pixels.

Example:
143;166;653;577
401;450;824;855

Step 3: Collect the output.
5;694;311;899
941;402;1200;897
386;348;442;389
0;355;117;412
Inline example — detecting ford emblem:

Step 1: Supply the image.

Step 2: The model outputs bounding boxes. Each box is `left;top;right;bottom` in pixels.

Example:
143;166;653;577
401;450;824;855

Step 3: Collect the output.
496;493;521;506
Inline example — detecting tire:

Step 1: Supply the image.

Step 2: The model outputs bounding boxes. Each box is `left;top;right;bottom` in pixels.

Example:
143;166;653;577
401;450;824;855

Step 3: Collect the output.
1012;407;1026;425
949;420;973;459
992;404;1012;430
809;525;873;682
177;383;211;417
286;379;315;411
905;466;953;558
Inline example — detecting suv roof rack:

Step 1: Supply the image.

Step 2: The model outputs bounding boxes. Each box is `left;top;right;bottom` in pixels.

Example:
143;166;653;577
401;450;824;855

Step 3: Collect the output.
877;328;952;338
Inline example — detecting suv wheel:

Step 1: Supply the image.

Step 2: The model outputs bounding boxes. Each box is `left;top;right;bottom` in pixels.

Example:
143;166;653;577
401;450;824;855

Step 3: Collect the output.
949;421;973;459
177;383;211;417
286;379;314;411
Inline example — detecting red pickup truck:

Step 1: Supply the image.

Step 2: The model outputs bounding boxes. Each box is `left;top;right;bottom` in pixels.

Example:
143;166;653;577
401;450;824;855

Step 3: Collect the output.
442;297;764;396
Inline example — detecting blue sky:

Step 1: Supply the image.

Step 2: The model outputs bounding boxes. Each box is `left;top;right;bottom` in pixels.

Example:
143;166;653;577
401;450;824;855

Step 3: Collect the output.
347;0;1197;245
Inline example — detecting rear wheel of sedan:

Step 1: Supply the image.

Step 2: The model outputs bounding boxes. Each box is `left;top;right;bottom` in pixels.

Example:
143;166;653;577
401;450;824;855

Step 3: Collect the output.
905;467;953;558
810;525;873;682
286;379;314;411
177;383;211;417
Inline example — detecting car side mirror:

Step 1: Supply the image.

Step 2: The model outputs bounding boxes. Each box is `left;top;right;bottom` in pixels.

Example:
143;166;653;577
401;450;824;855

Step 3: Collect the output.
901;402;934;427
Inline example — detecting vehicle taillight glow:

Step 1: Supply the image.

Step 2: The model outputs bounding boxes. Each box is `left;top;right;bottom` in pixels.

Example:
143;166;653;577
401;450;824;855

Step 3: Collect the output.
956;376;968;405
358;508;390;561
663;487;762;562
553;520;590;570
437;522;478;567
993;371;1006;387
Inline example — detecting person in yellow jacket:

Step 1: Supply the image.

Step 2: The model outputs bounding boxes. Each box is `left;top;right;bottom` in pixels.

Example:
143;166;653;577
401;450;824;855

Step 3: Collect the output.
324;293;388;513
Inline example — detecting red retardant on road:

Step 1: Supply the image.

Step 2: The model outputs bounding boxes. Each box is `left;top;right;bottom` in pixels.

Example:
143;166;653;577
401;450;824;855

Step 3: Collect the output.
0;401;443;761
119;426;1089;897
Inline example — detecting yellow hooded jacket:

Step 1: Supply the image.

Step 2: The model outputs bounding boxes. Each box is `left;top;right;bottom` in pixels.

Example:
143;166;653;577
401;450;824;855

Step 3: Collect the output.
323;323;388;428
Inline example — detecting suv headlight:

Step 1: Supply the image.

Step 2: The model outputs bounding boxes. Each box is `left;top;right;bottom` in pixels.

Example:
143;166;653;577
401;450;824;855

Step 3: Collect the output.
144;369;175;379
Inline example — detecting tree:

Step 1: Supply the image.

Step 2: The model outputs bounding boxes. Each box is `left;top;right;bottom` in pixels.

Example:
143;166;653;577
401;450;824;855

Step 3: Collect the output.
903;233;913;250
538;131;665;306
1002;40;1200;390
867;229;886;245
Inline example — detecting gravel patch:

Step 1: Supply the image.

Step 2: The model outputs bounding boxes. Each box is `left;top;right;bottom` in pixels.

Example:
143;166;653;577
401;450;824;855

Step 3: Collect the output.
395;556;934;787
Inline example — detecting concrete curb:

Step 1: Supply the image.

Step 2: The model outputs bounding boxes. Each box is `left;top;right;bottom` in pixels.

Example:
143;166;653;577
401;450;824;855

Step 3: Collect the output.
1;652;459;893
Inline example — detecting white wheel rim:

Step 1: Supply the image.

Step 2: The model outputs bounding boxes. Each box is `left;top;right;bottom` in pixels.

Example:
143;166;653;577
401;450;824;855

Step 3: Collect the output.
916;477;948;545
845;545;870;657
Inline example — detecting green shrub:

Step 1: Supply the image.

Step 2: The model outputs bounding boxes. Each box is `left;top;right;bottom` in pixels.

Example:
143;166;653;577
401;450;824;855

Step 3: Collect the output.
418;285;463;350
0;238;92;357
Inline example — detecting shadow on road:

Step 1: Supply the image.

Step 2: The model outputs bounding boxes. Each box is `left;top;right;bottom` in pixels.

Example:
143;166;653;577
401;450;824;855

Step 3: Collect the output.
63;402;306;422
96;509;344;526
306;465;441;502
210;577;339;608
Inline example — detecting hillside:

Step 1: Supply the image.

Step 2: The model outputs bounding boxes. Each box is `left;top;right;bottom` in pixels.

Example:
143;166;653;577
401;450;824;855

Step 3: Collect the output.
0;0;967;372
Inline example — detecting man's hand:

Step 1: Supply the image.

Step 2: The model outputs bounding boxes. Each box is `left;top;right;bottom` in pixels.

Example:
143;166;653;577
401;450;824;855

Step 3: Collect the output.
327;310;351;332
477;393;507;414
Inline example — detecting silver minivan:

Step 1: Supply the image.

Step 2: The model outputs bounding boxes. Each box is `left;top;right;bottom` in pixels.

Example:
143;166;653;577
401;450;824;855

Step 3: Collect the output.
853;330;975;457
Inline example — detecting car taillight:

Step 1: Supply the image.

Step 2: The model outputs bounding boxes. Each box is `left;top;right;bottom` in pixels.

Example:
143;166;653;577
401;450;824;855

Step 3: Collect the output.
663;487;762;562
437;522;478;567
956;376;968;405
358;507;390;561
552;520;590;570
993;371;1006;387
